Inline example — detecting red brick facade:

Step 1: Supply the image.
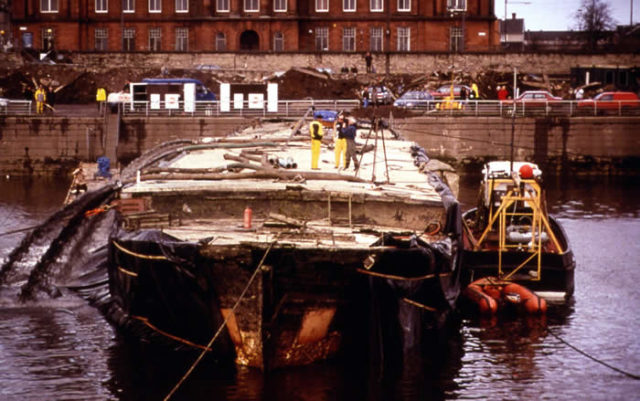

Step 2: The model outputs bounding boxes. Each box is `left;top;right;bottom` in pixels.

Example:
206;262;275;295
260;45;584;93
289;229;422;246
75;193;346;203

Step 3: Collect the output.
10;0;499;52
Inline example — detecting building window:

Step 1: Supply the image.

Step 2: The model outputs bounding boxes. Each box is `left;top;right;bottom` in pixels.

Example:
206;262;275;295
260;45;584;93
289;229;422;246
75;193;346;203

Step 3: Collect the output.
175;0;188;12
149;0;161;13
273;32;284;51
342;27;355;52
96;0;107;13
149;28;161;51
175;28;188;51
95;28;108;51
123;27;136;51
217;0;229;12
370;0;382;12
397;0;410;12
343;0;355;12
315;27;328;51
216;32;226;51
370;27;383;52
450;26;463;52
123;0;134;12
274;0;286;12
244;0;258;11
40;0;58;12
42;28;54;50
447;0;466;11
397;27;410;51
316;0;328;12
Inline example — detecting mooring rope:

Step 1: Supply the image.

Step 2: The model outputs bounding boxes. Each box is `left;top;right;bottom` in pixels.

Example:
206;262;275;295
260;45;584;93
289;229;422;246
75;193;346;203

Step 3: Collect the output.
546;327;640;380
0;224;40;237
163;236;279;401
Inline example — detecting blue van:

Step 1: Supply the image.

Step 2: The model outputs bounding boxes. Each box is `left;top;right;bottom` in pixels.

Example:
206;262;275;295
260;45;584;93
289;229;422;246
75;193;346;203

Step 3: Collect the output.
141;78;216;101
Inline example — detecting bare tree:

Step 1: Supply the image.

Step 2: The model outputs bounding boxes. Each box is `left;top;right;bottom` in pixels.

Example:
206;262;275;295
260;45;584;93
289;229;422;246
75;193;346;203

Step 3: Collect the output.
574;0;616;50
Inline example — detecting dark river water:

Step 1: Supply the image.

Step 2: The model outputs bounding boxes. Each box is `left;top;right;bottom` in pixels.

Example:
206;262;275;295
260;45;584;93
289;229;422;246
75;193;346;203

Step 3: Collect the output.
0;174;639;401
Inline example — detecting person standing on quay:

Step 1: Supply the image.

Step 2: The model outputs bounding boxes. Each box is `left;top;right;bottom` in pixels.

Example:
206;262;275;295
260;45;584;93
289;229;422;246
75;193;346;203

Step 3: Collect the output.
364;52;372;73
309;114;324;170
96;87;106;113
34;85;46;114
342;117;359;171
334;114;346;169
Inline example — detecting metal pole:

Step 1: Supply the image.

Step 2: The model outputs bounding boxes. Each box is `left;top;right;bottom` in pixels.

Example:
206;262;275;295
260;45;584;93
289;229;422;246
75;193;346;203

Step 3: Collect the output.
510;67;516;171
513;66;517;99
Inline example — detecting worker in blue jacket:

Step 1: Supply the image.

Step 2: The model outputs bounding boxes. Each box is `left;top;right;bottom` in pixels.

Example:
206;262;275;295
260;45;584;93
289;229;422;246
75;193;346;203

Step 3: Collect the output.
342;117;359;170
309;115;324;169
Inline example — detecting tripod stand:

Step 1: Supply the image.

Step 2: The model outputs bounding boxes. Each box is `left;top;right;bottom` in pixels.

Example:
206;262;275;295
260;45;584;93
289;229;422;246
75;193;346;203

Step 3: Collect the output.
355;117;390;184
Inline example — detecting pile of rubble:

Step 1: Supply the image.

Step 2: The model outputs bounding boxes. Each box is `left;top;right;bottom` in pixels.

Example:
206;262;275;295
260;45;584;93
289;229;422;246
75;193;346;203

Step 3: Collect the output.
0;62;612;105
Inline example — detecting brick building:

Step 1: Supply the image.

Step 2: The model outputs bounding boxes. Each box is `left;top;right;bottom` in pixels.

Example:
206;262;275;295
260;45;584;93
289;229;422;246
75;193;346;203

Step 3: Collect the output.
10;0;499;53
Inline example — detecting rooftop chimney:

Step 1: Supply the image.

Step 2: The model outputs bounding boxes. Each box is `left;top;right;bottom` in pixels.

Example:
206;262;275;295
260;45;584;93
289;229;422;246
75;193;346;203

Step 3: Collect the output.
512;13;516;19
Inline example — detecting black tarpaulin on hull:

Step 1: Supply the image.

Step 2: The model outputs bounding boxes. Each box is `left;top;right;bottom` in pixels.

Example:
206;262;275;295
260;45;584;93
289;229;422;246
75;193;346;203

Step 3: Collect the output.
108;229;234;359
362;233;457;373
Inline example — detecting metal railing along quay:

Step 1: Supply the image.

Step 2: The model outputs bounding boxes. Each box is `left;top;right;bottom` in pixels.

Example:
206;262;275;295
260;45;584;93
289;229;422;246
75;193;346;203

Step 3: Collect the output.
116;99;640;118
1;98;639;118
119;99;361;118
0;100;33;115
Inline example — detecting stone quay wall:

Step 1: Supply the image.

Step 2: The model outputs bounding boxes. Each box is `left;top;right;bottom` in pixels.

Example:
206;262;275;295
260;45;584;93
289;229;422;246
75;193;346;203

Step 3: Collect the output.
0;115;638;176
3;52;639;76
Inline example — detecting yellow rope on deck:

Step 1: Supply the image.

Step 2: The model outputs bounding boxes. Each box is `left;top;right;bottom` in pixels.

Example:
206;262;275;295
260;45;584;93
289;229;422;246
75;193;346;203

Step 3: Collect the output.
402;297;438;312
356;268;448;282
112;240;168;260
131;315;213;352
117;266;138;277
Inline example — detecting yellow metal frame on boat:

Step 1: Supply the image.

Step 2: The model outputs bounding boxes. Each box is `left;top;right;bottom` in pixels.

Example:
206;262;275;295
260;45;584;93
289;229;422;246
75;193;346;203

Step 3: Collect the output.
474;178;564;281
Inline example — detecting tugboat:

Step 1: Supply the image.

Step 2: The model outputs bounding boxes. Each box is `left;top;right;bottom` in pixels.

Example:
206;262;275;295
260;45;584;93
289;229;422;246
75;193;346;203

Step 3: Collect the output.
461;161;575;308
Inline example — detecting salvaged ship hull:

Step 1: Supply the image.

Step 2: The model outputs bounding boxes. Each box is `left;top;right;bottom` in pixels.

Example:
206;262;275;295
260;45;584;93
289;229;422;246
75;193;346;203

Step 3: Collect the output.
105;121;461;369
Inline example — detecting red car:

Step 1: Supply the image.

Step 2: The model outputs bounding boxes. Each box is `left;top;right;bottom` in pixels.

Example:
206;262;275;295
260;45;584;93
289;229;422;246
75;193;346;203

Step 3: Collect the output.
577;91;640;111
503;90;563;107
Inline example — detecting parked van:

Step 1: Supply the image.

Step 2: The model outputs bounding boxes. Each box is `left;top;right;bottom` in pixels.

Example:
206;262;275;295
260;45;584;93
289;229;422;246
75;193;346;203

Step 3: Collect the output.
577;91;640;112
107;78;216;112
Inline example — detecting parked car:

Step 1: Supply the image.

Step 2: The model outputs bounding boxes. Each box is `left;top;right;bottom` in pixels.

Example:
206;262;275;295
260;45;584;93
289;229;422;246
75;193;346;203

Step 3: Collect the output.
393;91;434;109
431;84;474;99
502;90;562;108
364;85;393;105
577;91;640;112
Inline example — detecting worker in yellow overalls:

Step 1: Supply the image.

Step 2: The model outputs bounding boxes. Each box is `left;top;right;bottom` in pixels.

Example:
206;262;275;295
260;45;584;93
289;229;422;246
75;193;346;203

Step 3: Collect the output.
96;87;106;113
333;114;346;169
309;115;324;170
34;85;47;114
